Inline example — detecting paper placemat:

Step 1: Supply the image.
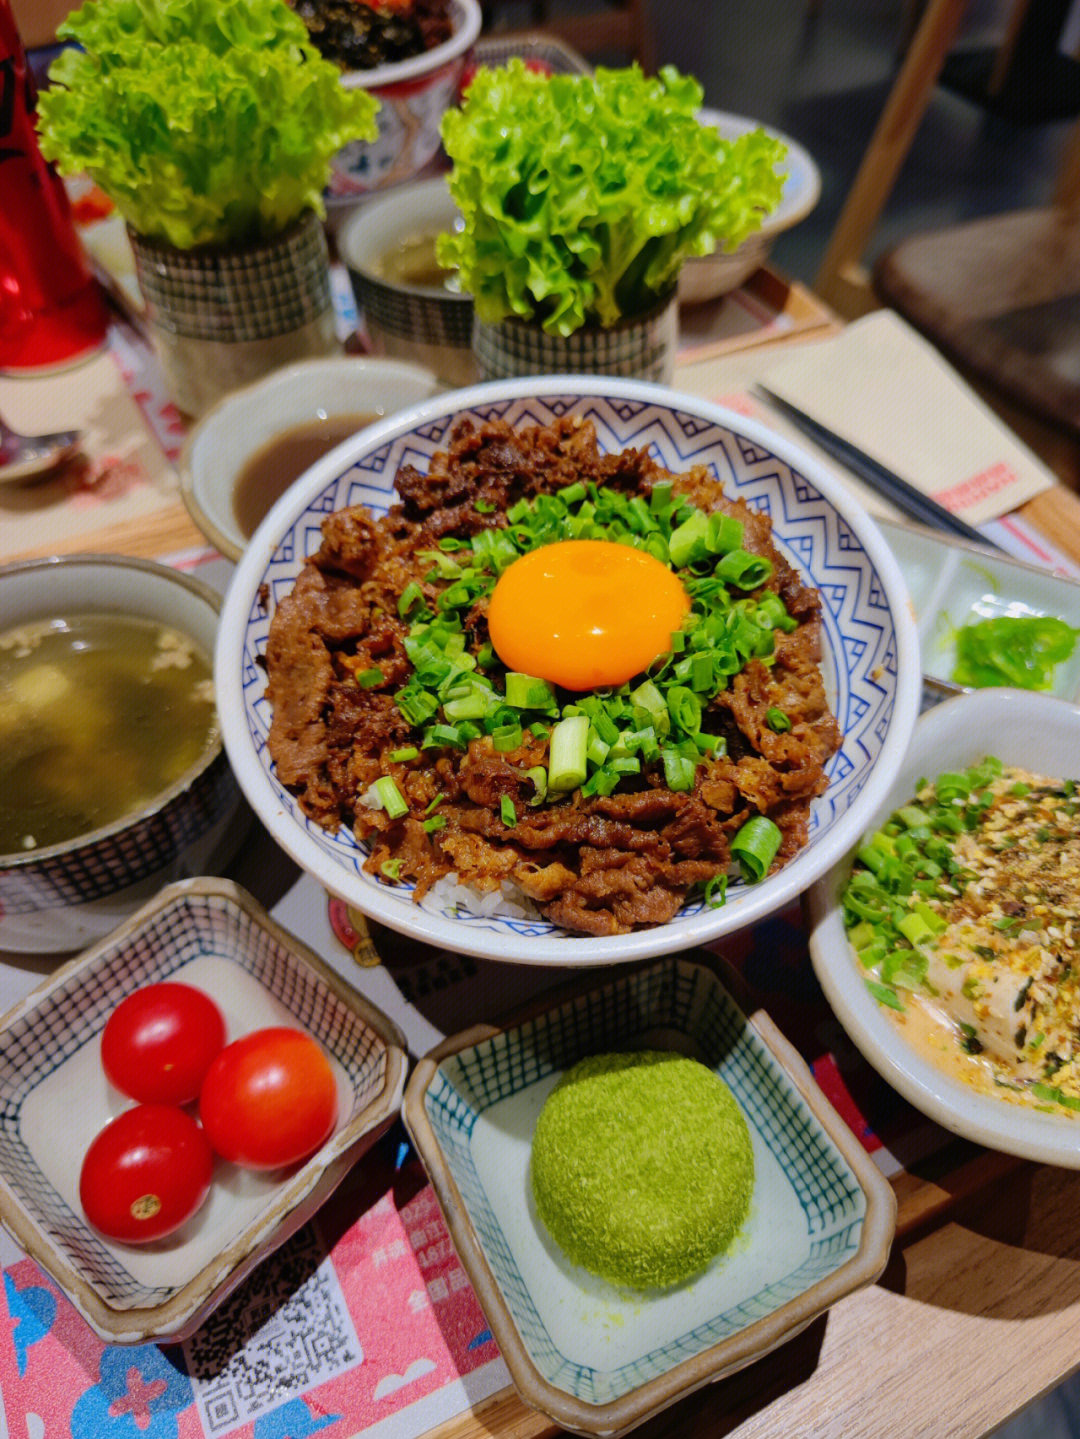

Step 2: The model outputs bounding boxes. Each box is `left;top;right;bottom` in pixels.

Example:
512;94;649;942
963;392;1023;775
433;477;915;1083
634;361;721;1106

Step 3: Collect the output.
0;340;184;560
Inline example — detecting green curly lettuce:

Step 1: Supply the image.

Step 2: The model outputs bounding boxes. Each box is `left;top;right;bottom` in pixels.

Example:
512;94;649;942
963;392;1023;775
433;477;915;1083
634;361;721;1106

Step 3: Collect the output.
37;0;379;248
437;61;787;335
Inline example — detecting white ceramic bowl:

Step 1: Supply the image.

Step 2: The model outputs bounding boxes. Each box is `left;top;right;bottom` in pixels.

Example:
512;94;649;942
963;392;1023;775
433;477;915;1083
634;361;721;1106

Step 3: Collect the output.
215;377;920;966
808;688;1080;1168
678;110;822;304
0;877;408;1343
403;954;896;1435
338;178;477;387
0;554;241;954
327;0;482;203
179;356;441;562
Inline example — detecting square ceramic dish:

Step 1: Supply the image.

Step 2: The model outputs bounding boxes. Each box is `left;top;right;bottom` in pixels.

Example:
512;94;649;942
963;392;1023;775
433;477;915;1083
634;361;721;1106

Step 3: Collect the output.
402;956;895;1436
878;517;1080;701
0;877;407;1344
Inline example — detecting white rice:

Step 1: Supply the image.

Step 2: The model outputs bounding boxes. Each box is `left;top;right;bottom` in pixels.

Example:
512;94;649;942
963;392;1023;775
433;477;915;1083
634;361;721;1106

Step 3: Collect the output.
420;871;542;922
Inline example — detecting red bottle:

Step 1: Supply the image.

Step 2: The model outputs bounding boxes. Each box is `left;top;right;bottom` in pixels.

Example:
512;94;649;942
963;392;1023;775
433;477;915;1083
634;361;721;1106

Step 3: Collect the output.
0;0;108;370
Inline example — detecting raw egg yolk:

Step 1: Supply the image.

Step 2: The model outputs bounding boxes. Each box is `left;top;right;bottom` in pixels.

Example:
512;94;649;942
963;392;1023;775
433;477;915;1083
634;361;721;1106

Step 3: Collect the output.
487;539;690;691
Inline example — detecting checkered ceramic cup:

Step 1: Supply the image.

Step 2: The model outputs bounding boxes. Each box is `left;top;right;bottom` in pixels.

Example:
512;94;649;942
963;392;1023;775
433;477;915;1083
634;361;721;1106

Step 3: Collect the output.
129;210;339;418
472;290;678;384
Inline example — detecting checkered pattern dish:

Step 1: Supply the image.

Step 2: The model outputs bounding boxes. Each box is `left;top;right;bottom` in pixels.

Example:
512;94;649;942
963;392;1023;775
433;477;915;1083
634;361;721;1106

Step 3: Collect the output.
472;296;679;384
218;378;922;966
129;212;333;344
0;755;236;914
402;955;897;1433
0;877;408;1343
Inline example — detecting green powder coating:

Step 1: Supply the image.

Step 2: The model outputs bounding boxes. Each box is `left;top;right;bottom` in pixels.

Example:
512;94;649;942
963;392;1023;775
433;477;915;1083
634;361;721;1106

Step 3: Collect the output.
530;1050;755;1290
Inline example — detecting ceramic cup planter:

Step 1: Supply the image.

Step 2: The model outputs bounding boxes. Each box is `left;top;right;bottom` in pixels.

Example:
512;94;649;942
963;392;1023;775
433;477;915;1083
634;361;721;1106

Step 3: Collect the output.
471;290;678;385
128;210;340;419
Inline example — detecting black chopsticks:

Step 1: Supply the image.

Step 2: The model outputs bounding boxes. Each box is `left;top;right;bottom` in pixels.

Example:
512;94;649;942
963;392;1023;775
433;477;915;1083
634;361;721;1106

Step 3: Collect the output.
755;385;1003;552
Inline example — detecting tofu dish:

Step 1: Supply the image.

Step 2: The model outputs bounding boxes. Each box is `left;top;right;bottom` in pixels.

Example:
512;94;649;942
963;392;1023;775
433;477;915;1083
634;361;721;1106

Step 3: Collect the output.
843;758;1080;1113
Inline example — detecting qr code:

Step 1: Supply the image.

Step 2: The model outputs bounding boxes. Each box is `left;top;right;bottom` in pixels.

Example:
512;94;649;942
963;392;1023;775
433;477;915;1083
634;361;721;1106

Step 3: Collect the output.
184;1225;362;1436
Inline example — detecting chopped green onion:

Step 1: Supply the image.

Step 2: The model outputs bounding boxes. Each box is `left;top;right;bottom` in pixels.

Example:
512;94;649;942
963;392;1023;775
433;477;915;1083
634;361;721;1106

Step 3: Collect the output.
422;815;446;833
424;723;467;750
702;873;727;908
373;776;408;819
398;581;426;619
356;666;384;688
500;795;517;827
548;714;588;791
491;722;523;752
380;858;404;879
505;672;558;711
662;747;696;792
388;746;419;762
716;549;773;589
766;707;791;732
731;814;781;882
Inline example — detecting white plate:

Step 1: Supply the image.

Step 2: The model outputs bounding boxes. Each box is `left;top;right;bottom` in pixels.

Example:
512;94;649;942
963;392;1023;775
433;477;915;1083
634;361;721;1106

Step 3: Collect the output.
808;688;1080;1168
878;516;1080;701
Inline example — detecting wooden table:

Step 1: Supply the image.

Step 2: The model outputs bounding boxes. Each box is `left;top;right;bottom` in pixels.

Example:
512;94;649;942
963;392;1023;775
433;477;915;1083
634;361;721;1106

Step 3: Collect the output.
6;277;1080;1439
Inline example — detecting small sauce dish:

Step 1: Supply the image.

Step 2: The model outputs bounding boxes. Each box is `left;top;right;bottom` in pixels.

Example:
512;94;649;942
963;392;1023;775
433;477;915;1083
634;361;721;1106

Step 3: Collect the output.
179;355;440;562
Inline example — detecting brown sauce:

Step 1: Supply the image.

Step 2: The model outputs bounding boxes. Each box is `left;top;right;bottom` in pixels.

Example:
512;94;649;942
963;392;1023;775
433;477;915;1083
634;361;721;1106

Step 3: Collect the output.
233;414;377;539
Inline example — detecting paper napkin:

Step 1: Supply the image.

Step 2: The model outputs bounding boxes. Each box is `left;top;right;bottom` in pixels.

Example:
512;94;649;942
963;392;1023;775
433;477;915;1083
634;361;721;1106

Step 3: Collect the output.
750;309;1055;526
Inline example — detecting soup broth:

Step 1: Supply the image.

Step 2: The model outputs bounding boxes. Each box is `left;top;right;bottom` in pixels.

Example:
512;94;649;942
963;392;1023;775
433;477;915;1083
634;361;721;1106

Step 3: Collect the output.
0;613;217;854
233;413;377;540
376;231;458;291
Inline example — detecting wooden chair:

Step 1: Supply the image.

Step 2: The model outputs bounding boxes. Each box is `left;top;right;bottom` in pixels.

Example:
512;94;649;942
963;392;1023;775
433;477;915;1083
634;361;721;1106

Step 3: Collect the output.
480;0;656;70
814;0;1080;487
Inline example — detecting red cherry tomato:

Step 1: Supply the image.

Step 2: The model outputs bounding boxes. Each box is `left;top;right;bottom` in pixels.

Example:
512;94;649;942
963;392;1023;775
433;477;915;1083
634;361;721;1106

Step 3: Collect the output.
101;982;226;1106
199;1027;338;1171
79;1104;213;1244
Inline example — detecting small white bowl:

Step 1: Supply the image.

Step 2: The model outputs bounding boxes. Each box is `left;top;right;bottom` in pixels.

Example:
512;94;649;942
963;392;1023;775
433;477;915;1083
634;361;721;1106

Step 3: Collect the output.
214;376;921;966
403;954;896;1436
678;110;822;305
338;177;477;387
0;876;408;1343
179;356;440;562
327;0;482;202
808;688;1080;1168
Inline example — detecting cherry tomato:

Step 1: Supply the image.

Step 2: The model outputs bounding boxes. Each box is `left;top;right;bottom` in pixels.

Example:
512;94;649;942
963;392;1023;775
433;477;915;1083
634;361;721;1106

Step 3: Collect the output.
199;1027;338;1171
79;1104;213;1244
101;982;226;1105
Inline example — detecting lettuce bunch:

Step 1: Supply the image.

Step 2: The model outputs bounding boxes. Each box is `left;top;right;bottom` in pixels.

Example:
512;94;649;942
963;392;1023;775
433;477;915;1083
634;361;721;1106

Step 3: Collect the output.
37;0;379;249
438;62;787;336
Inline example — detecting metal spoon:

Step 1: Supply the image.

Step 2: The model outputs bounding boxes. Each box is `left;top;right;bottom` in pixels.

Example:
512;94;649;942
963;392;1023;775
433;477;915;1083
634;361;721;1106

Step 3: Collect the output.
0;414;84;483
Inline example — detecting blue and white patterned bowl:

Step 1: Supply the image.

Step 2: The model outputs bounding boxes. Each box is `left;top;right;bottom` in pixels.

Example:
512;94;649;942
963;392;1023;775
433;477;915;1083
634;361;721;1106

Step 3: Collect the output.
215;377;922;966
402;955;896;1434
327;0;482;204
0;877;408;1344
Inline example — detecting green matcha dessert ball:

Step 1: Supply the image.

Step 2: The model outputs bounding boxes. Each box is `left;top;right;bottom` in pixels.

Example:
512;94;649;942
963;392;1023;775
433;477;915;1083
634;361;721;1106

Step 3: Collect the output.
530;1050;754;1290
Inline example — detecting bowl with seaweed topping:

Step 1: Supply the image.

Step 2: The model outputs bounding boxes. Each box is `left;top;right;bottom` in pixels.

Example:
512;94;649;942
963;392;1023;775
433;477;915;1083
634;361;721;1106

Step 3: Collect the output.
215;376;920;965
809;686;1080;1167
